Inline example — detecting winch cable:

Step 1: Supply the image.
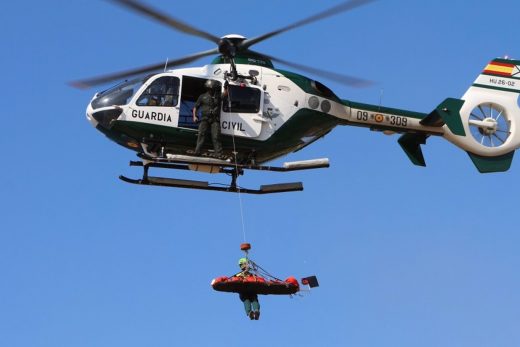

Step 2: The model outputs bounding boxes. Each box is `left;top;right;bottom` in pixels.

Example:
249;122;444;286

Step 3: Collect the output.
248;259;284;282
226;82;247;243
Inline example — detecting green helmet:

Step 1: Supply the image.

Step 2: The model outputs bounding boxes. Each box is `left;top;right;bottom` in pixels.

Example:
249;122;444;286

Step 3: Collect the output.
238;258;248;266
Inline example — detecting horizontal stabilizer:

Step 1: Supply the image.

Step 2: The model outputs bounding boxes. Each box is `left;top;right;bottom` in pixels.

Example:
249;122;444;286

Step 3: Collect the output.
420;98;466;136
467;151;515;173
398;133;428;167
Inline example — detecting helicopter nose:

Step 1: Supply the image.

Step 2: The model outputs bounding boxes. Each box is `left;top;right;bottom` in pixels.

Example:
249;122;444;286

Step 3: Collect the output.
87;106;123;130
86;110;97;128
86;103;98;128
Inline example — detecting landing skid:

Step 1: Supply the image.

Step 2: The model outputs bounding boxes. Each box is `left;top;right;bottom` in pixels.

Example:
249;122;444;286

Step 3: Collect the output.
119;154;329;194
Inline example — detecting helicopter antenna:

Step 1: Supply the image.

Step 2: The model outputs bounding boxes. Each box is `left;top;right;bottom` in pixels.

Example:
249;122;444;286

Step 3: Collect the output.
163;58;169;72
379;88;384;111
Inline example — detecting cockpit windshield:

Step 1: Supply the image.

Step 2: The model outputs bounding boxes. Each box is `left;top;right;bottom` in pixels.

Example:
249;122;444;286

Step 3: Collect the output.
91;78;146;110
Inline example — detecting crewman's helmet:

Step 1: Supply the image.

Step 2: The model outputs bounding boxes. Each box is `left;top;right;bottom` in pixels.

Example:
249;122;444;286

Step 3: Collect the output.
205;79;216;89
238;258;248;266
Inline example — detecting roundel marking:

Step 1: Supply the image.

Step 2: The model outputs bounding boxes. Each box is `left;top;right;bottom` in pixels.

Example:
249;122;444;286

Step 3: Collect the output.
375;114;384;122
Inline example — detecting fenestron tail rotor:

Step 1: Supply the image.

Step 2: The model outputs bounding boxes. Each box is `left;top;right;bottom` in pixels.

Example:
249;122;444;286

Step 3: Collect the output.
71;0;376;89
468;103;511;148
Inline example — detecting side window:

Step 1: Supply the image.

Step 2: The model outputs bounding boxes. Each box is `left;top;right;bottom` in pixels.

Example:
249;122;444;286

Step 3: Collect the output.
223;85;261;113
136;76;180;107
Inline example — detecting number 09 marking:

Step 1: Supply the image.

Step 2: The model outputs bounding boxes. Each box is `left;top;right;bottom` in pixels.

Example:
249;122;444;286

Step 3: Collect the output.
356;110;369;121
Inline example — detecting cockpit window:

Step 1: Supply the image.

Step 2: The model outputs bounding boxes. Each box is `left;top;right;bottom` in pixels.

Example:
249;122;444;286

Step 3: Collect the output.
223;85;261;113
136;76;180;107
91;78;145;110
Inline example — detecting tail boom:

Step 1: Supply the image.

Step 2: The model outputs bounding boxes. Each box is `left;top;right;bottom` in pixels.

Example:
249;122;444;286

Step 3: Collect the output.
338;58;520;172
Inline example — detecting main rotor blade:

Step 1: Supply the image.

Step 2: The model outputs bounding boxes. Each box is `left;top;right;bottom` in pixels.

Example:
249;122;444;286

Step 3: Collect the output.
240;0;376;50
257;51;373;88
110;0;220;43
70;48;218;89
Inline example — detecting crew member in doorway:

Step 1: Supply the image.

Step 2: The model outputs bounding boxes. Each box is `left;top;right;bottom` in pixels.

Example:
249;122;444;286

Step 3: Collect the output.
236;257;260;320
191;80;227;158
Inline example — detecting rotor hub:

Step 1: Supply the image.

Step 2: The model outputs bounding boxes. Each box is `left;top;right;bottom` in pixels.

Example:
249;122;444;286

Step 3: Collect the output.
477;118;498;136
218;35;246;57
220;34;247;42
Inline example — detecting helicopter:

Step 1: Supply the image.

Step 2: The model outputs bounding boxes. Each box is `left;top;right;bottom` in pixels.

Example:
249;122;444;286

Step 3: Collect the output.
73;0;520;194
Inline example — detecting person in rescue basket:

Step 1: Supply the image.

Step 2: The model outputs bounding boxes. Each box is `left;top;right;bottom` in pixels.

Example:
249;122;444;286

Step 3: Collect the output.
236;258;260;320
190;79;228;158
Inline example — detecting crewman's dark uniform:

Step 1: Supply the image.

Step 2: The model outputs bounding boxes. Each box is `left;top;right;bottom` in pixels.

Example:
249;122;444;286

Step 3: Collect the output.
237;258;260;320
193;90;223;156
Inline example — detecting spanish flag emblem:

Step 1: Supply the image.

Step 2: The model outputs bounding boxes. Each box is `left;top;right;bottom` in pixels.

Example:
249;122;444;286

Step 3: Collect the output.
483;61;516;77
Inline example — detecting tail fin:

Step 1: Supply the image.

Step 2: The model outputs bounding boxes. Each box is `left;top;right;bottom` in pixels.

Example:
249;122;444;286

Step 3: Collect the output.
443;58;520;172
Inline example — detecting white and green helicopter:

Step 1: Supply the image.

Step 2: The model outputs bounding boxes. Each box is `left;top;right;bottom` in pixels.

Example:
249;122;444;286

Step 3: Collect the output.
74;0;520;194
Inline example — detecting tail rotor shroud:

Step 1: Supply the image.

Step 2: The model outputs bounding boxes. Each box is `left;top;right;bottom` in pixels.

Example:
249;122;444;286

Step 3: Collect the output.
468;103;511;148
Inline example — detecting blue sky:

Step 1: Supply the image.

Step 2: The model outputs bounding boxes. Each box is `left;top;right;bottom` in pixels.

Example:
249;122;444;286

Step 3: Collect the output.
2;1;520;346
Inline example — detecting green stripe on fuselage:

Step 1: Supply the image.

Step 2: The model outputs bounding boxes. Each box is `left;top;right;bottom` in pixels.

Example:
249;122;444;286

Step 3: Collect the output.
102;108;339;163
472;83;520;94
